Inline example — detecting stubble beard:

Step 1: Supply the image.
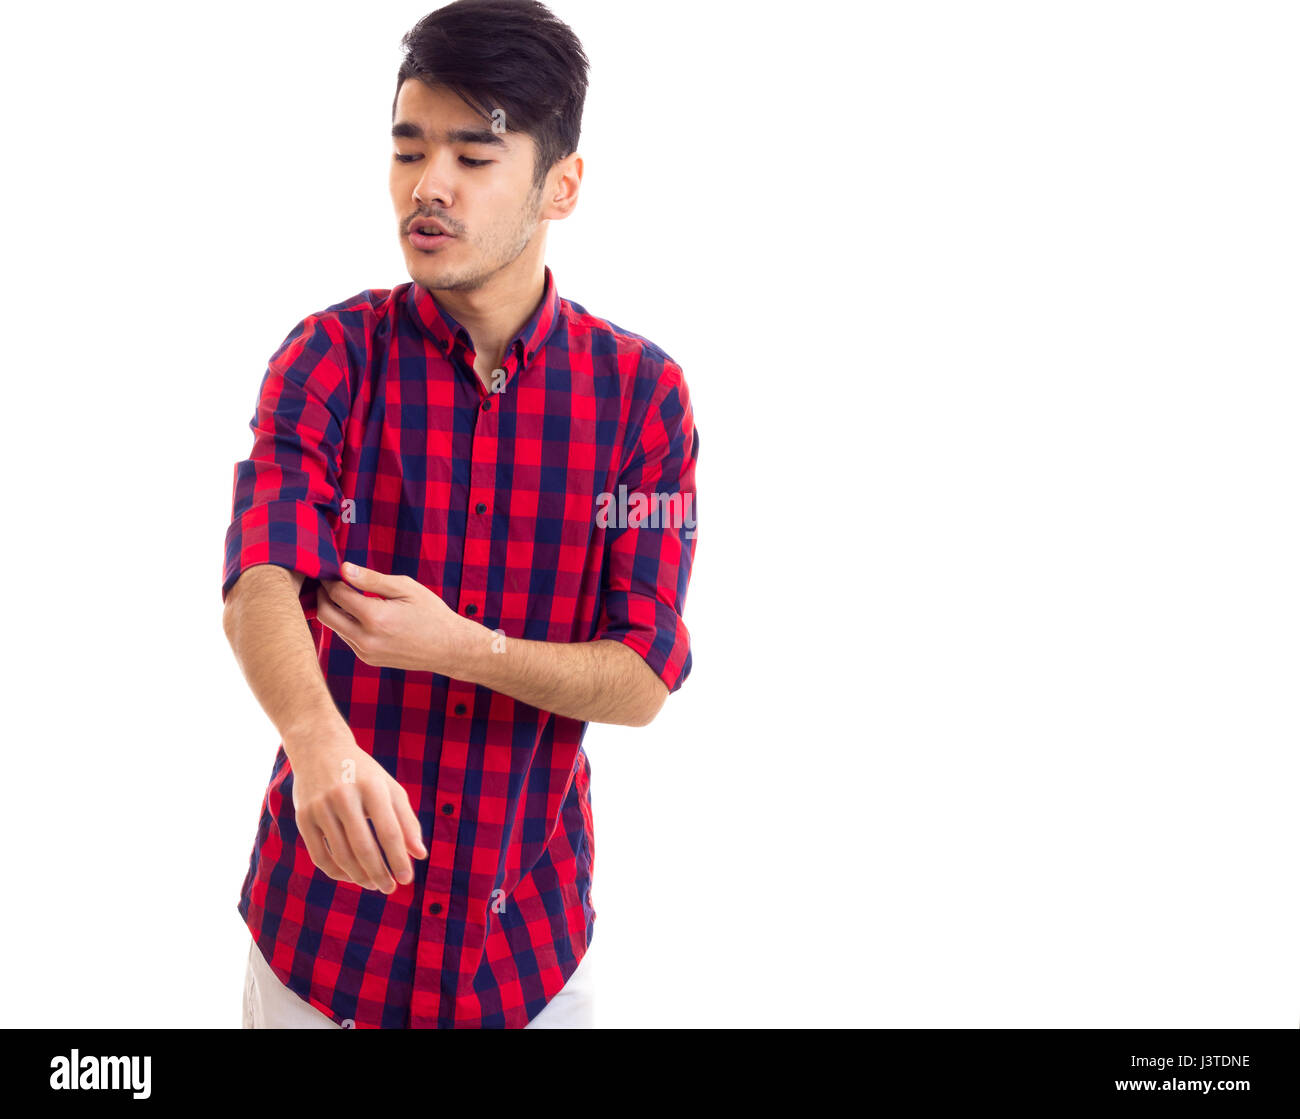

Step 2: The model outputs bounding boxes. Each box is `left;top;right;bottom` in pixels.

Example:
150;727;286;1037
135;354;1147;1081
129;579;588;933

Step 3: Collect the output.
410;182;546;294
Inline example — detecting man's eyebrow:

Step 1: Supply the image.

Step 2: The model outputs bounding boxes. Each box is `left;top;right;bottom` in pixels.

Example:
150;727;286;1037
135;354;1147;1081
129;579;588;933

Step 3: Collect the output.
391;121;507;146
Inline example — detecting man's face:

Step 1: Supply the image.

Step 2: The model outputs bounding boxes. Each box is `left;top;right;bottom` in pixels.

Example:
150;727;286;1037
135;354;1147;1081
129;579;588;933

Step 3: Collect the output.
390;79;546;292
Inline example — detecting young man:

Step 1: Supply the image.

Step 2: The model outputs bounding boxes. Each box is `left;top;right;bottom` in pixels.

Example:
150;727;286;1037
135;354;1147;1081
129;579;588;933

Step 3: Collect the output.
221;0;699;1029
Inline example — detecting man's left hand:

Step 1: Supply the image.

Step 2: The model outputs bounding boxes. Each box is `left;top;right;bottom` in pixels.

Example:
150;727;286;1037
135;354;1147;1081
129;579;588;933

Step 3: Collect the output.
318;563;476;676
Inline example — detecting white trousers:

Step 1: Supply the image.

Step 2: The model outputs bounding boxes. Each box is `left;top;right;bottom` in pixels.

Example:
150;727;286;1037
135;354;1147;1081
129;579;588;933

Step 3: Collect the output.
241;935;595;1029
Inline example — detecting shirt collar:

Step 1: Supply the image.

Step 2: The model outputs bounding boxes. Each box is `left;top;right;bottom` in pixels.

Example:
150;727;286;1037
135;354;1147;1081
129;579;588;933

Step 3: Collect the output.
405;265;562;370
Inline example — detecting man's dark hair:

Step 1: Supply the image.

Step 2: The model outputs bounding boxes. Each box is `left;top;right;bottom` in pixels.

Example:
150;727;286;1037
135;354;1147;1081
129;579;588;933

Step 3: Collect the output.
394;0;589;192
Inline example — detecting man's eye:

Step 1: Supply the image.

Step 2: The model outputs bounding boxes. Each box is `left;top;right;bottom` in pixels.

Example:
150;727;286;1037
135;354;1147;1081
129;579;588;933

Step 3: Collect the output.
393;153;491;167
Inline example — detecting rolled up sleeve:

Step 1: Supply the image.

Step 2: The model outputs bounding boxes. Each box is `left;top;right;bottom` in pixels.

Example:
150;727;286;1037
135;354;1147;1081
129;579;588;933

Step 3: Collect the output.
221;314;351;621
591;361;699;694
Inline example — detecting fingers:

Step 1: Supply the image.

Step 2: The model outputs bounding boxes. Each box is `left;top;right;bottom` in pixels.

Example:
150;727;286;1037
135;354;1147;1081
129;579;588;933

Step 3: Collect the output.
367;794;415;887
391;782;429;861
297;770;427;894
316;590;361;632
321;579;367;615
299;819;349;882
335;564;408;599
337;801;397;894
316;807;380;891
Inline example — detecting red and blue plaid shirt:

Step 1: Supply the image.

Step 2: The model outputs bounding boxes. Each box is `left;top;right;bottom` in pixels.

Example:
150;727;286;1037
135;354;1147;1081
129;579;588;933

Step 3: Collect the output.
222;265;698;1028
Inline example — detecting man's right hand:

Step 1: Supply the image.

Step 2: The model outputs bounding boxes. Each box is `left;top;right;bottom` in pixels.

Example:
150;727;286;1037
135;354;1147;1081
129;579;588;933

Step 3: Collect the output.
285;724;428;893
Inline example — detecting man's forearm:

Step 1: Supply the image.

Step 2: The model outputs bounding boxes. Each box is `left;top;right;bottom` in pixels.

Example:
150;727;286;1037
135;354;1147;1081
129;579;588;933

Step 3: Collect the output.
453;625;667;727
222;566;348;762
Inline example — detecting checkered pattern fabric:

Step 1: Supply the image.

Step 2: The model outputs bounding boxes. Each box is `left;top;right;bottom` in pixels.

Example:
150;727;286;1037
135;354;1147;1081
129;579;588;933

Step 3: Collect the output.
223;266;698;1027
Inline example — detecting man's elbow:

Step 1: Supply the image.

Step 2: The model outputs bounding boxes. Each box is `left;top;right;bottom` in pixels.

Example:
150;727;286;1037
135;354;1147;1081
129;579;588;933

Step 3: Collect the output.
628;678;670;727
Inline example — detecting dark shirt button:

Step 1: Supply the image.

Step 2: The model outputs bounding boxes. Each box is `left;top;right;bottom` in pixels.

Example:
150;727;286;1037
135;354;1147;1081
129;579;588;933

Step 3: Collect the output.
428;902;442;915
481;398;492;411
454;703;467;715
440;803;454;815
475;502;487;514
465;603;477;615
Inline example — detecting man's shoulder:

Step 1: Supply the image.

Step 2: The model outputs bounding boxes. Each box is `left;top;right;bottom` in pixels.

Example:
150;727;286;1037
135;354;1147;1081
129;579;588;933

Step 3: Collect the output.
562;297;679;370
271;283;411;363
306;283;409;335
263;284;411;394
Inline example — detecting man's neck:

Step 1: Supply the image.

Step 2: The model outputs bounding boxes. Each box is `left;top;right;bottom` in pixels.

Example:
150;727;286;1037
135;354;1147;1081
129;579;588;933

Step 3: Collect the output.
432;256;546;377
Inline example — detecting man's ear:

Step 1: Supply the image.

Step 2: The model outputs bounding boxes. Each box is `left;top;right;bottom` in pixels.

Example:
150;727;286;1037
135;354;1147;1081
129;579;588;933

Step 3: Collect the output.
544;152;583;220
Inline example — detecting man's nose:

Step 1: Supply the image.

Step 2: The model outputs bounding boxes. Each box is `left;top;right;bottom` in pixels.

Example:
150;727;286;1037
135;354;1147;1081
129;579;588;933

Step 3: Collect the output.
414;163;453;209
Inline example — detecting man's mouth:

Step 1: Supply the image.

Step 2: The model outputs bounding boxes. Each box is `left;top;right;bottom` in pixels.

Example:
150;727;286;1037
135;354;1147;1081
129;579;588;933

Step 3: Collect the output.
408;221;455;250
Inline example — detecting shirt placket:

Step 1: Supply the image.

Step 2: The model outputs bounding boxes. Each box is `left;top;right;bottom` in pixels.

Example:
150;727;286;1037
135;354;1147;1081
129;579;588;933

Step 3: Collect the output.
409;335;509;1028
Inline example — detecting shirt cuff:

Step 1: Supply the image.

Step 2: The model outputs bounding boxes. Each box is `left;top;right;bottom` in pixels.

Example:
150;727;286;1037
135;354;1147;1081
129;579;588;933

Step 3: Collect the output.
222;497;344;621
591;590;693;694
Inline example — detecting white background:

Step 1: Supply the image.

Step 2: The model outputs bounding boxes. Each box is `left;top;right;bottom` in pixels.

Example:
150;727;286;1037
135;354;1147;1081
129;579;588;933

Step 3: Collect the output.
1;0;1296;1028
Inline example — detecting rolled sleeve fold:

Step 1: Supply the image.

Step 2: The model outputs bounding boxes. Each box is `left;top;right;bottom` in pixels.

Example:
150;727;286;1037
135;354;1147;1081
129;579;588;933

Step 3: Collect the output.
591;361;699;694
221;314;352;621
